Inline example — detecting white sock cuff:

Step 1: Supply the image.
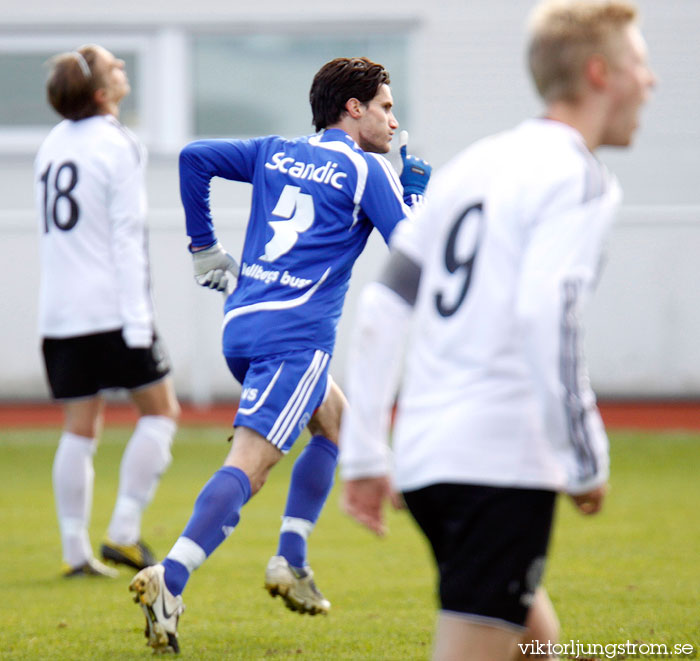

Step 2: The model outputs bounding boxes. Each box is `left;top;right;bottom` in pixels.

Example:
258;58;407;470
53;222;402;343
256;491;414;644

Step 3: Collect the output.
136;415;177;442
167;536;207;574
130;415;176;471
60;431;97;456
280;516;314;540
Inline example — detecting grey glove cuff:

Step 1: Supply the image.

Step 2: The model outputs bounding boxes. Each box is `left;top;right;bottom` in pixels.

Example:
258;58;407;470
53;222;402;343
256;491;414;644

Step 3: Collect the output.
192;241;240;278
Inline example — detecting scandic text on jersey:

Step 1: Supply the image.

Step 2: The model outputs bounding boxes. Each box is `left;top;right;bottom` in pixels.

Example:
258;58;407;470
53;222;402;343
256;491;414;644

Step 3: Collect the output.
264;152;347;190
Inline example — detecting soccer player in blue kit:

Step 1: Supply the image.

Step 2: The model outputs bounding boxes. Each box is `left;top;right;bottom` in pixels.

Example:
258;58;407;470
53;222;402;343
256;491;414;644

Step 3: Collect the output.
129;56;430;653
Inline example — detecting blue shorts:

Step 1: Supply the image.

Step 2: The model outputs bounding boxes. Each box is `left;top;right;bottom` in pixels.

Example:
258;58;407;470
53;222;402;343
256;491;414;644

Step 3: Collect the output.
226;349;331;453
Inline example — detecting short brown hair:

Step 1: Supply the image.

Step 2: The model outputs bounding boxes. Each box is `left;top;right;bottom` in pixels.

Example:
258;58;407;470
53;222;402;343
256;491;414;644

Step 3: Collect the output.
527;0;638;102
46;45;105;121
309;57;390;132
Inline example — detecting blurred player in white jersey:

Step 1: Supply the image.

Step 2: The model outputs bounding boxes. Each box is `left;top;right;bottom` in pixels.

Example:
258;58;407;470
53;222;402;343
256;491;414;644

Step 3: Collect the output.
35;45;179;578
127;57;430;653
339;2;655;659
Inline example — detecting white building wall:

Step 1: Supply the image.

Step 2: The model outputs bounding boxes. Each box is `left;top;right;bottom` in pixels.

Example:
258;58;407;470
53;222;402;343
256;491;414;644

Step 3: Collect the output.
1;0;699;402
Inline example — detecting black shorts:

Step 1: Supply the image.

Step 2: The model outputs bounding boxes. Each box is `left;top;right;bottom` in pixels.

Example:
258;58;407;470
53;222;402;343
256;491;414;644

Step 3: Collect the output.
42;329;171;400
403;483;556;629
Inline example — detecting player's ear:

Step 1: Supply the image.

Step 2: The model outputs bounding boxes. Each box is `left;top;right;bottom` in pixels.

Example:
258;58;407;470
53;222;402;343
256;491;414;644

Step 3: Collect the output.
93;86;108;109
585;53;609;91
344;97;364;120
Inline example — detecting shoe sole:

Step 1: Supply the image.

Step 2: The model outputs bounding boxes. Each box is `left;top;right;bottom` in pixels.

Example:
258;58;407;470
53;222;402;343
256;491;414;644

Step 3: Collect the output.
129;572;180;654
102;542;156;571
264;575;329;616
102;547;143;571
63;567;118;578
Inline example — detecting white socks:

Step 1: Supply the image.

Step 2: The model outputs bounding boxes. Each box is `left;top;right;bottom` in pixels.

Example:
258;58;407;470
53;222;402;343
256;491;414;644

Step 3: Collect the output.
107;415;176;545
53;431;96;568
53;416;176;566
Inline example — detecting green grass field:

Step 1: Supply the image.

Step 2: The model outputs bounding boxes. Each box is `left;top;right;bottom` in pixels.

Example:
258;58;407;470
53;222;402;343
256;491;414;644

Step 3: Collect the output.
0;425;698;660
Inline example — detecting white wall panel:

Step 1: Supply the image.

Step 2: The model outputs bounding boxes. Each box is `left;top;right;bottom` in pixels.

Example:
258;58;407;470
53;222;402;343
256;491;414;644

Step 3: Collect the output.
1;0;699;400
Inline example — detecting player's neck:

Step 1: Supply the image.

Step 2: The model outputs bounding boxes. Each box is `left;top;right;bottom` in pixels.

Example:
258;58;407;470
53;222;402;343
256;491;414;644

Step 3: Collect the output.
326;118;360;147
544;99;605;152
98;105;119;119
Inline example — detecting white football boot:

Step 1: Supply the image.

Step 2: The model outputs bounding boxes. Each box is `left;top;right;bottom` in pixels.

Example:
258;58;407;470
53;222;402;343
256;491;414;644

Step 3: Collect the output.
264;555;330;615
129;564;185;653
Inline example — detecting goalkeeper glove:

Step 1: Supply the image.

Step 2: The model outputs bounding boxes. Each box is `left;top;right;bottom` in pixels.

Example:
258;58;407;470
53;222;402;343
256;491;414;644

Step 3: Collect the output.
191;241;239;293
399;130;432;197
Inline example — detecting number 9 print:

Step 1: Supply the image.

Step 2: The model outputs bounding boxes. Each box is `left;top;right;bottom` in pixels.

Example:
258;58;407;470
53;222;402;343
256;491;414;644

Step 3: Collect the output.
434;202;484;317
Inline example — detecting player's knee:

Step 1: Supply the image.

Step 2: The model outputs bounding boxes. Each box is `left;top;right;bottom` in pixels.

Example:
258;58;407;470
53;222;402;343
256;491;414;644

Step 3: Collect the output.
162;398;181;422
145;401;180;423
64;413;101;439
153;387;180;421
307;416;340;443
523;588;559;648
224;427;282;495
308;382;346;442
65;421;100;439
131;381;180;421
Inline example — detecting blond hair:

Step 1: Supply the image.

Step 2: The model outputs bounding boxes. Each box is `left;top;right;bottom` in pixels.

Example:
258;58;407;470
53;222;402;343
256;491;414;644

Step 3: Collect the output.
527;0;638;102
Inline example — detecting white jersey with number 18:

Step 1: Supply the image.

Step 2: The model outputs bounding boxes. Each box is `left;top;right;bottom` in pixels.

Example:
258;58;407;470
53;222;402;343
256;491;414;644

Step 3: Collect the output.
34;114;153;341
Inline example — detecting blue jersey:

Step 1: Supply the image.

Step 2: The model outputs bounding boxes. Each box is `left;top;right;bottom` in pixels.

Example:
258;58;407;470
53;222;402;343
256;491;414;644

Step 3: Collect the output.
180;128;412;357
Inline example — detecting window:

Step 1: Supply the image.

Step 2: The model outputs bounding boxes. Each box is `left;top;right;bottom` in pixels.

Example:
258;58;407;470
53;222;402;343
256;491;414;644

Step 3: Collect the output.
0;29;410;152
192;33;409;138
0;51;139;126
0;34;147;151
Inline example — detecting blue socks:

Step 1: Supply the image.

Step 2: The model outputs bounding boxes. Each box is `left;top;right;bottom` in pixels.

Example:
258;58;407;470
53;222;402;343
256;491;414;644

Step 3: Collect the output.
277;435;338;568
161;436;338;597
181;466;251;554
163;466;251;596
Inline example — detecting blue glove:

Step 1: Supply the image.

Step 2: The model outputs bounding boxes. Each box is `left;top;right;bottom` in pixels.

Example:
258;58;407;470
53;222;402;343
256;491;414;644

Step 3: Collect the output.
399;130;431;198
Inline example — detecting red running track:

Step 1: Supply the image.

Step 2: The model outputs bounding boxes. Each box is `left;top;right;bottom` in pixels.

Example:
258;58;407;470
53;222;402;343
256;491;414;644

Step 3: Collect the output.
0;402;237;428
2;400;700;430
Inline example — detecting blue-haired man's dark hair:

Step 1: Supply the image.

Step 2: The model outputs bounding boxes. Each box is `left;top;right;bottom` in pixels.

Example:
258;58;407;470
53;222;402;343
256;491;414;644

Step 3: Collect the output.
309;57;390;132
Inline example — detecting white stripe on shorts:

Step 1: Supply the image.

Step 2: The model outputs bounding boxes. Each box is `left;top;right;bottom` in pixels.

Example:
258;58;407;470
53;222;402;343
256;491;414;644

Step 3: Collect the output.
268;350;329;449
267;350;323;446
238;362;285;415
